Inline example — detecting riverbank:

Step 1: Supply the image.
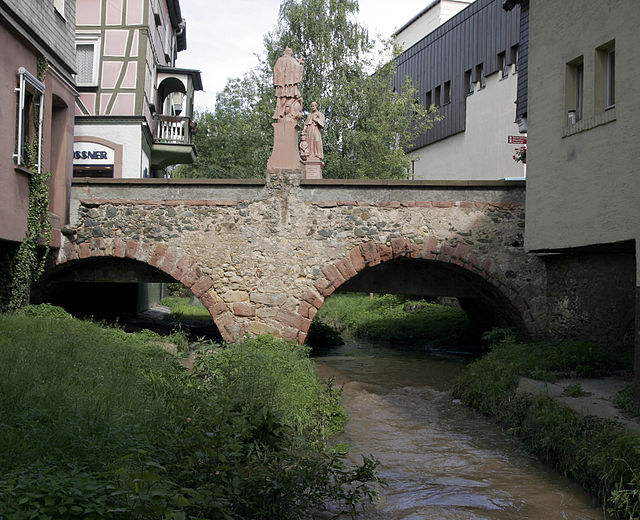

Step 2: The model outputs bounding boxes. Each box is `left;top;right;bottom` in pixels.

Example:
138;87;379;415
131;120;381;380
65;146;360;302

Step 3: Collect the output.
0;304;380;519
314;293;471;346
453;332;640;518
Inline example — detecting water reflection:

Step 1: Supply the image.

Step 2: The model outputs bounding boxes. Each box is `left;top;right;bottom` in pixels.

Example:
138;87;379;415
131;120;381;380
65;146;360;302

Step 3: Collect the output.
313;340;604;520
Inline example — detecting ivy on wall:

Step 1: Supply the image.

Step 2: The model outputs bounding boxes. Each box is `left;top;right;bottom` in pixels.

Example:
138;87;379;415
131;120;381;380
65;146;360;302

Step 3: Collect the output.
0;56;52;312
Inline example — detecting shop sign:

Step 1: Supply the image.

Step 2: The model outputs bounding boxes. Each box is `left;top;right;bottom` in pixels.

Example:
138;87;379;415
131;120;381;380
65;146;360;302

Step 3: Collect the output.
73;142;115;165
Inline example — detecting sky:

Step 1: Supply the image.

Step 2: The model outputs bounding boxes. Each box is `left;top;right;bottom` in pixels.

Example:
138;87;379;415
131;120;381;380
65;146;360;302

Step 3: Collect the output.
177;0;429;111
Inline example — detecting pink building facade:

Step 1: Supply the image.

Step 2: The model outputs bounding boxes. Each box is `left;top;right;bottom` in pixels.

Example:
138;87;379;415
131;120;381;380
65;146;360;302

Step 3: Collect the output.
74;0;201;178
0;0;77;251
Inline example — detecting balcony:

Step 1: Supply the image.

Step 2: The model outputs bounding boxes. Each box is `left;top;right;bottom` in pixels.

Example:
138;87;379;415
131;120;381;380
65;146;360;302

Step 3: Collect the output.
150;66;202;169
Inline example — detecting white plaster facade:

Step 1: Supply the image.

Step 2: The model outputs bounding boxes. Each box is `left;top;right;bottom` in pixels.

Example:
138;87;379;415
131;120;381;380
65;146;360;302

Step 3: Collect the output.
410;71;525;180
394;0;475;51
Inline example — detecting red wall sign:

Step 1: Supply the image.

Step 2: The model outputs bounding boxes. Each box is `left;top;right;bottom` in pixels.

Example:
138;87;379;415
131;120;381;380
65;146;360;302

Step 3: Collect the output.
508;135;527;144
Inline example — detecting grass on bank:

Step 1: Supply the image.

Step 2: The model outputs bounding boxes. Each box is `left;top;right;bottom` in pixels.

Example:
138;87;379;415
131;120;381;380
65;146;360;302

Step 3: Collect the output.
160;296;213;322
314;293;470;345
0;304;381;519
453;332;639;518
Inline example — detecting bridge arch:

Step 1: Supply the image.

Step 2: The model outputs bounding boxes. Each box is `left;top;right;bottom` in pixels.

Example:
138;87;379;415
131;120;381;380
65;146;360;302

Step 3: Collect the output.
51;237;239;342
287;237;534;344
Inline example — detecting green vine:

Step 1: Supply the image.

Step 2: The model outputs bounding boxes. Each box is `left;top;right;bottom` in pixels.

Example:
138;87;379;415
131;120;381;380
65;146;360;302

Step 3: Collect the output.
1;56;52;312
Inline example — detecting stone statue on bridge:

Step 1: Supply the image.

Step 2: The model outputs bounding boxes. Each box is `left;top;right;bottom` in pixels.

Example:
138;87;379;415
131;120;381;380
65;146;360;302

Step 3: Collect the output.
300;101;324;179
267;47;305;172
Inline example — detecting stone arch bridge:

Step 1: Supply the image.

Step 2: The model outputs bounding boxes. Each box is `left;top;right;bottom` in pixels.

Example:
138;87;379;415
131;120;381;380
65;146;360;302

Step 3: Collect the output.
45;171;546;343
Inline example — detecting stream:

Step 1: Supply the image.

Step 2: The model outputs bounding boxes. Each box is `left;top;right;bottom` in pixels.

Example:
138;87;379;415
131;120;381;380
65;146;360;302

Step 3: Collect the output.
313;339;605;520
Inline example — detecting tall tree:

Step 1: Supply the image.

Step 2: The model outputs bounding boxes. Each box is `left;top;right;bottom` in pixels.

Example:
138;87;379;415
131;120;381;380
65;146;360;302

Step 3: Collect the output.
176;0;439;179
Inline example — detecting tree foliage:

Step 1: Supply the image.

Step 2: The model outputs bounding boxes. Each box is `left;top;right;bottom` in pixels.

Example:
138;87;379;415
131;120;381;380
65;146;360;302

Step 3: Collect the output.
175;0;439;180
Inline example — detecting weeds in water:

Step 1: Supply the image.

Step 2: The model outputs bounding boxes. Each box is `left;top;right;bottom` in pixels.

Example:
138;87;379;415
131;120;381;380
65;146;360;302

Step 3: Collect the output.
614;385;640;417
563;383;588;397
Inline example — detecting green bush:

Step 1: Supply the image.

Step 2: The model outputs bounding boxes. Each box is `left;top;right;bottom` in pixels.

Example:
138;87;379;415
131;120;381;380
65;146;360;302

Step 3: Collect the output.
453;335;640;517
0;308;380;519
316;293;469;345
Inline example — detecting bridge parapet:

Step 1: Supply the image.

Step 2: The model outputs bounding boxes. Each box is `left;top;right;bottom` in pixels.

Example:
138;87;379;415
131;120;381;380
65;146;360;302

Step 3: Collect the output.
60;174;542;343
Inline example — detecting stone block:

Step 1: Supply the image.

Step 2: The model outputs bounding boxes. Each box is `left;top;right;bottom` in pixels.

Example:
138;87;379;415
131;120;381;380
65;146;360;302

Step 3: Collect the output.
224;290;250;303
180;269;199;287
302;289;324;309
159;250;177;275
78;242;90;259
250;321;280;336
335;257;357;280
250;292;286;306
298;301;312;318
297;331;307;344
377;243;393;262
233;302;256;317
257;307;278;318
149;243;168;267
192;276;215;298
125;240;138;259
308;307;318;320
314;278;335;297
360;241;380;266
321;264;345;287
276;309;311;332
112;238;126;258
349;246;366;272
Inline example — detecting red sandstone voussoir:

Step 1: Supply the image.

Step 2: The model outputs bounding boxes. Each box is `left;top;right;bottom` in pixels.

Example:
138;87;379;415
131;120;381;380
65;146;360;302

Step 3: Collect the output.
336;257;357;280
377;243;393;262
199;291;215;309
298;301;312;319
349;246;366;272
112;238;126;258
78;242;90;259
64;241;78;261
454;243;471;260
302;289;324;309
180;269;198;287
276;309;311;333
216;312;236;341
321;264;345;287
308;307;318;320
149;243;168;267
390;237;410;257
210;301;229;318
360;241;380;266
314;278;334;297
125;240;138;259
159;250;177;275
437;244;454;262
191;276;214;298
297;331;307;344
134;242;150;263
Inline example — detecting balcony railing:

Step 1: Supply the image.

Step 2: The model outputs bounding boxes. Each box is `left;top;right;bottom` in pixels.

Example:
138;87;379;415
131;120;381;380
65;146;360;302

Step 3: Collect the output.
154;115;191;144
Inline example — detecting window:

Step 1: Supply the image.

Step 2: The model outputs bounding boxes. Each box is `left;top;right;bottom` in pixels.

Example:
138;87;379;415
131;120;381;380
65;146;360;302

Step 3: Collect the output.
596;41;615;111
476;63;486;89
499;52;508;78
75;38;100;86
465;70;474;95
14;67;45;172
510;45;519;73
566;56;584;123
425;90;432;108
434;85;441;107
53;0;64;16
443;81;451;105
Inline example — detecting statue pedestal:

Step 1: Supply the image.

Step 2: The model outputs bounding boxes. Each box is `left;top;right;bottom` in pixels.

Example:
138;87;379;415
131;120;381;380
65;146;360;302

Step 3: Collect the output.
267;119;303;171
303;158;324;179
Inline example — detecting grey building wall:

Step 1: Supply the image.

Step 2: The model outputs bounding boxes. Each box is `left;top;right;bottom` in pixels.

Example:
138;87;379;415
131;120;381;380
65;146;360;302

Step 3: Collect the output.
393;0;521;149
524;0;640;259
1;0;76;74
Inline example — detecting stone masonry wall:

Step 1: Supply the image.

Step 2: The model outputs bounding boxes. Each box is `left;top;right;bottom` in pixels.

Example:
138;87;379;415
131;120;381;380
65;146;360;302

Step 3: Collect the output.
57;174;546;343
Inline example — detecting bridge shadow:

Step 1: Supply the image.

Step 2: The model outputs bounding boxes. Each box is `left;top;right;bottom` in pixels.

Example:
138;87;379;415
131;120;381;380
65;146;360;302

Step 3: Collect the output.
33;256;224;341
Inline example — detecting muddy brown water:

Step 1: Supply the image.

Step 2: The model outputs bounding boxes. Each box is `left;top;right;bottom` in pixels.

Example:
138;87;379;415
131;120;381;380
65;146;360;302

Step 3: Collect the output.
313;340;605;520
